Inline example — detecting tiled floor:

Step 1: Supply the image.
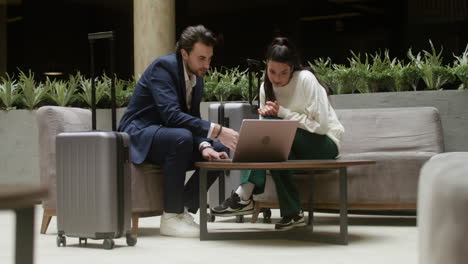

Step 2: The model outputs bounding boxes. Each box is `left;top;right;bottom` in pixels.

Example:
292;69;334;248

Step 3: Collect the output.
1;206;418;264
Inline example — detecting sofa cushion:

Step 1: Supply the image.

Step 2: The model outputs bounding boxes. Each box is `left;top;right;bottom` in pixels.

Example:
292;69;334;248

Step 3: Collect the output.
253;152;435;207
336;107;444;154
312;152;436;206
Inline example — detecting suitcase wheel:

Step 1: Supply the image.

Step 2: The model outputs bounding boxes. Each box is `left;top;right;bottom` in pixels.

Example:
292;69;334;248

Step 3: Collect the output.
208;214;216;222
103;239;115;250
56;235;66;247
126;233;137;247
235;215;244;223
262;208;272;223
79;238;87;246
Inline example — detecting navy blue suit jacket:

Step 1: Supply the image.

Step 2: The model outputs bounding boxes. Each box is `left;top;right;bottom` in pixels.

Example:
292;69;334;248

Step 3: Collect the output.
118;53;212;164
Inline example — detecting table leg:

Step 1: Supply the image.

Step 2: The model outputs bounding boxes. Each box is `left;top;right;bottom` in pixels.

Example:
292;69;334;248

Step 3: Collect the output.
199;168;208;240
339;167;348;245
15;206;35;264
218;172;225;204
307;172;314;229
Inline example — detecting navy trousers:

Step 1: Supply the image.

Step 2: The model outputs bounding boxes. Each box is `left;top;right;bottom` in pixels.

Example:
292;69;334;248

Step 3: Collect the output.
147;127;228;214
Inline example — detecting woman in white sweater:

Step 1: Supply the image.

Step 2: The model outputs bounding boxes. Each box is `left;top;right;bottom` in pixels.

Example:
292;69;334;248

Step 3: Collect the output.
211;37;345;230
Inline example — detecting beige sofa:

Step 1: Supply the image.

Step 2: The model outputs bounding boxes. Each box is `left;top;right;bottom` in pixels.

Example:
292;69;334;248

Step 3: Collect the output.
36;106;163;235
418;152;468;264
252;107;444;218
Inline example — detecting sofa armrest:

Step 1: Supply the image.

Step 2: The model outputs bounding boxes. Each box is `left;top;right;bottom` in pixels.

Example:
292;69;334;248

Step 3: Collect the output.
36;106;91;209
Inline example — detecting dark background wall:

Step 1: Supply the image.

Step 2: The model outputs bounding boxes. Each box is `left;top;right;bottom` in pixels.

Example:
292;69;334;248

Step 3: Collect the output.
6;0;133;80
176;0;466;69
3;0;467;80
176;0;409;68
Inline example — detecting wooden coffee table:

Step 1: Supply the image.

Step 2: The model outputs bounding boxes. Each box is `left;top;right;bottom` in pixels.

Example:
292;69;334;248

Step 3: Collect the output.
196;160;375;245
0;184;48;264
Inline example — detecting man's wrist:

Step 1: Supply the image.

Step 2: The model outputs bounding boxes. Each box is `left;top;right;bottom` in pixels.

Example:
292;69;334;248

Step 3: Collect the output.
199;141;212;152
214;124;223;139
200;145;214;153
207;123;215;138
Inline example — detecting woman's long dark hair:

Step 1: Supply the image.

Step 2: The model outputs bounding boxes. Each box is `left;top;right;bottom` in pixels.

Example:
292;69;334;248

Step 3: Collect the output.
263;37;330;102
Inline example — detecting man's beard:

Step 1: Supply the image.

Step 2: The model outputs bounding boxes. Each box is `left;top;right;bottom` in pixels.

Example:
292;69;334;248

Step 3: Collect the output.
186;62;206;77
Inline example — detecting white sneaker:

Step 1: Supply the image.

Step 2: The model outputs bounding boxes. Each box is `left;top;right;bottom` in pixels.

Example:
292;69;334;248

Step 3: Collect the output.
182;209;199;228
160;212;200;238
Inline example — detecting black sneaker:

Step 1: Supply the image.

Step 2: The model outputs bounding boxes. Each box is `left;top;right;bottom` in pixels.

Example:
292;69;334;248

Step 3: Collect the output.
275;211;306;230
211;191;254;217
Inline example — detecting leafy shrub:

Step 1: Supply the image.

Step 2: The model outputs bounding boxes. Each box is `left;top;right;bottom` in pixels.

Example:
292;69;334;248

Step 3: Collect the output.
1;40;466;109
0;73;21;110
47;72;80;106
409;40;456;90
17;70;49;110
78;75;108;107
452;45;468;90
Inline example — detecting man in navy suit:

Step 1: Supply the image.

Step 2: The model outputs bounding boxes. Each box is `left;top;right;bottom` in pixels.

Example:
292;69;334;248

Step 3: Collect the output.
119;25;239;237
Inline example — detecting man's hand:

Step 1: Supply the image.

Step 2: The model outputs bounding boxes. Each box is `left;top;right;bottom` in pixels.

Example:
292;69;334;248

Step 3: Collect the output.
202;148;229;161
258;101;279;117
217;126;238;151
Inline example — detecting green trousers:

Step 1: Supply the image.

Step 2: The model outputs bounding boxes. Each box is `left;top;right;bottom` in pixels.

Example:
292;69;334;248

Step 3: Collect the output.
240;127;338;217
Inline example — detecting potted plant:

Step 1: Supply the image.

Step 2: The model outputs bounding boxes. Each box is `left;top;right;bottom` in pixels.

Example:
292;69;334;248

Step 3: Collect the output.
0;73;20;110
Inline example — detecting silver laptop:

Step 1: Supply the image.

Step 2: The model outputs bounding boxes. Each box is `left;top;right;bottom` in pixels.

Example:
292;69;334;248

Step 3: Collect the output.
216;119;298;162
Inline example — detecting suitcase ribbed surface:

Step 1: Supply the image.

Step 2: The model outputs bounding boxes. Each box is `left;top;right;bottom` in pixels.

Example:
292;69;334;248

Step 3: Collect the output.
56;132;130;239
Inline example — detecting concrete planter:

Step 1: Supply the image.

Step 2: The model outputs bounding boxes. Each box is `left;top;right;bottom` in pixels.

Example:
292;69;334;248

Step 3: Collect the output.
0;110;38;185
0;108;126;184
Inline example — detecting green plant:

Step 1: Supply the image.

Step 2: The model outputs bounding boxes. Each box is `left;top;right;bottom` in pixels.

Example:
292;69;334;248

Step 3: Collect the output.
213;67;238;102
367;50;398;92
203;66;262;102
111;75;133;107
203;68;219;101
427;66;455;90
309;57;333;77
240;69;261;103
308;58;338;94
17;69;49;110
347;51;371;93
332;52;370;95
237;70;250;102
47;72;80;106
79;75;108;107
0;73;21;110
394;64;422;92
225;67;240;101
452;44;468;90
409;40;456;90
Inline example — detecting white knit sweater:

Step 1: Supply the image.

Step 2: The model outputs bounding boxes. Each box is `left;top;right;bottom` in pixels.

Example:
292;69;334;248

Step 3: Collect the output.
259;70;344;151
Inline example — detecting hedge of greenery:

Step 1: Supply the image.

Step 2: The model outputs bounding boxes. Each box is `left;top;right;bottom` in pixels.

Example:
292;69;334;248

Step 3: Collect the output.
202;41;468;101
0;71;136;110
1;41;467;110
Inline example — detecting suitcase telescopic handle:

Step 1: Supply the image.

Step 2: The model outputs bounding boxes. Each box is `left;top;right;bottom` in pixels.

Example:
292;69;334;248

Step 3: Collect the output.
247;59;262;111
88;31;117;131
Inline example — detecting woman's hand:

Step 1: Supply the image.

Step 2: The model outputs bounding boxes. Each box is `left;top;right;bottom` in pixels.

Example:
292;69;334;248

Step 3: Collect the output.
202;148;229;161
258;101;279;117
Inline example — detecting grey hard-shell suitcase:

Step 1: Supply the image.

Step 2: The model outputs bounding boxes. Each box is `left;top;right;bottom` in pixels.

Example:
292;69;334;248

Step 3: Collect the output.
55;31;136;249
207;59;263;222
